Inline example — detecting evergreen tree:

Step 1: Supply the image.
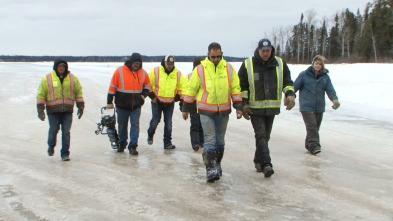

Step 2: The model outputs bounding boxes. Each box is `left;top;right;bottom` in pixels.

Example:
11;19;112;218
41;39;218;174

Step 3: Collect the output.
343;9;358;59
317;20;328;55
328;14;341;61
370;0;393;59
353;9;365;58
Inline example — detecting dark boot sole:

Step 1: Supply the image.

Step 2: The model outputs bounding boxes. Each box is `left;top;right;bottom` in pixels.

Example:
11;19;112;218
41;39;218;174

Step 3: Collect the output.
61;156;70;161
47;147;54;156
129;150;138;155
164;145;176;149
264;170;274;177
207;176;220;183
206;170;220;182
312;150;321;155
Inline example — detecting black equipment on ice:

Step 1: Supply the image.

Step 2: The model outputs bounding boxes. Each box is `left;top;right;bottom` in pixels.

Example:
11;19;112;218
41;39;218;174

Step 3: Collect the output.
95;106;119;149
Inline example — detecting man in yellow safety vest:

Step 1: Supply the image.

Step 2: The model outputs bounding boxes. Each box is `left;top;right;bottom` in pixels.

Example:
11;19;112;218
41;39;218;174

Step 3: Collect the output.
238;38;296;177
36;59;84;161
182;43;243;182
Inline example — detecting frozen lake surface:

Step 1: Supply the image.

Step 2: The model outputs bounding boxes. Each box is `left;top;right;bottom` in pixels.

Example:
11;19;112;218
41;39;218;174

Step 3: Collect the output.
0;62;392;220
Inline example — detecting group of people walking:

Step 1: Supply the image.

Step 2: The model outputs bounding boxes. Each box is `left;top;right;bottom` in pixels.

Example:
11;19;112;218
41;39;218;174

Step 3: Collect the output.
36;38;340;182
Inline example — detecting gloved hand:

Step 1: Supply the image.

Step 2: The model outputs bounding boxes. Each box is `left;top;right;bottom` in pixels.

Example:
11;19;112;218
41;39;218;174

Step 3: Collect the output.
38;111;45;121
242;104;253;120
174;94;181;102
332;99;340;110
77;108;83;119
284;95;295;110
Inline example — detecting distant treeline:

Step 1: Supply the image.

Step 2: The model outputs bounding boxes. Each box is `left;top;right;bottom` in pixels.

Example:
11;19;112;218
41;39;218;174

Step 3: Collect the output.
270;0;393;63
0;55;246;63
2;1;391;64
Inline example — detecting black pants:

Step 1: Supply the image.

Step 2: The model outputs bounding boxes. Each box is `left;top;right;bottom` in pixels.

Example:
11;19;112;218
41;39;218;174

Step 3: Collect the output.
189;108;204;148
250;115;275;168
301;112;323;150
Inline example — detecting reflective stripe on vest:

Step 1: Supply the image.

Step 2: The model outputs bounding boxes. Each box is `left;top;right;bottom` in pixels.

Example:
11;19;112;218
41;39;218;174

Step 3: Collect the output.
198;101;231;112
226;64;242;101
175;71;182;96
116;67;143;94
69;73;75;100
197;65;208;103
45;73;76;106
194;64;234;112
143;70;151;91
153;67;181;103
245;56;283;108
46;73;55;100
154;67;160;96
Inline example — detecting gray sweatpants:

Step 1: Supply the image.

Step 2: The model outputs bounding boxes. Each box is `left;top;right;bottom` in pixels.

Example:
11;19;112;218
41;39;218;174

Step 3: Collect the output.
301;112;323;151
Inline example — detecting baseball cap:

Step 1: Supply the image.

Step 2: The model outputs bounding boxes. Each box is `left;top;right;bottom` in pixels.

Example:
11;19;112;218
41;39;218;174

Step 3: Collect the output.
258;38;273;50
164;55;175;65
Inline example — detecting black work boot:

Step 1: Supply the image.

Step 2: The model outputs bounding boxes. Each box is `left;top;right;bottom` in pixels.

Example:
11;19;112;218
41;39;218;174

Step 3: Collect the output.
263;164;274;177
61;155;70;161
311;146;321;155
147;135;153;145
202;151;220;183
129;144;138;155
255;163;263;172
216;149;224;176
164;144;176;149
47;146;54;156
117;141;127;153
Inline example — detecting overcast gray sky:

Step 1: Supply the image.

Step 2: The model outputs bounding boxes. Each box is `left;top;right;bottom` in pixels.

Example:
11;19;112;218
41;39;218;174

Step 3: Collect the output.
0;0;371;57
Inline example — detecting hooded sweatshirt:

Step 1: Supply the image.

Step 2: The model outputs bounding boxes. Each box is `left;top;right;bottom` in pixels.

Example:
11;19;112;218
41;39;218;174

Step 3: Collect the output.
53;58;69;83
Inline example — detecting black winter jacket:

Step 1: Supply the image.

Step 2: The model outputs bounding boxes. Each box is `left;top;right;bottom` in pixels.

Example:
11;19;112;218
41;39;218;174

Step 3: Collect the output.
238;47;295;116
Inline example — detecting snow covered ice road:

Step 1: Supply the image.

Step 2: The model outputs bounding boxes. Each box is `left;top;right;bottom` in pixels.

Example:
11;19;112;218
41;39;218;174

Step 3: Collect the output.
0;62;392;220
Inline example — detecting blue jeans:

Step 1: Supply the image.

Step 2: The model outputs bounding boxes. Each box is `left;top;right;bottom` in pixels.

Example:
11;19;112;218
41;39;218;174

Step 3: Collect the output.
147;102;174;146
47;112;73;157
200;113;229;153
117;107;141;148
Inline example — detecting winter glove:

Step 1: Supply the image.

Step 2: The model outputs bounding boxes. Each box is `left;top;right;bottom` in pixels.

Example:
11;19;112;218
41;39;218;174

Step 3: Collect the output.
77;108;83;119
332;99;340;110
38;111;45;121
174;94;181;102
284;95;295;110
242;104;253;120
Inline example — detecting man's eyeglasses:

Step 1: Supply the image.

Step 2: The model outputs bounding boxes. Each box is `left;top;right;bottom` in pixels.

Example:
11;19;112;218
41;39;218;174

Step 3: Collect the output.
133;62;141;65
210;55;222;59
